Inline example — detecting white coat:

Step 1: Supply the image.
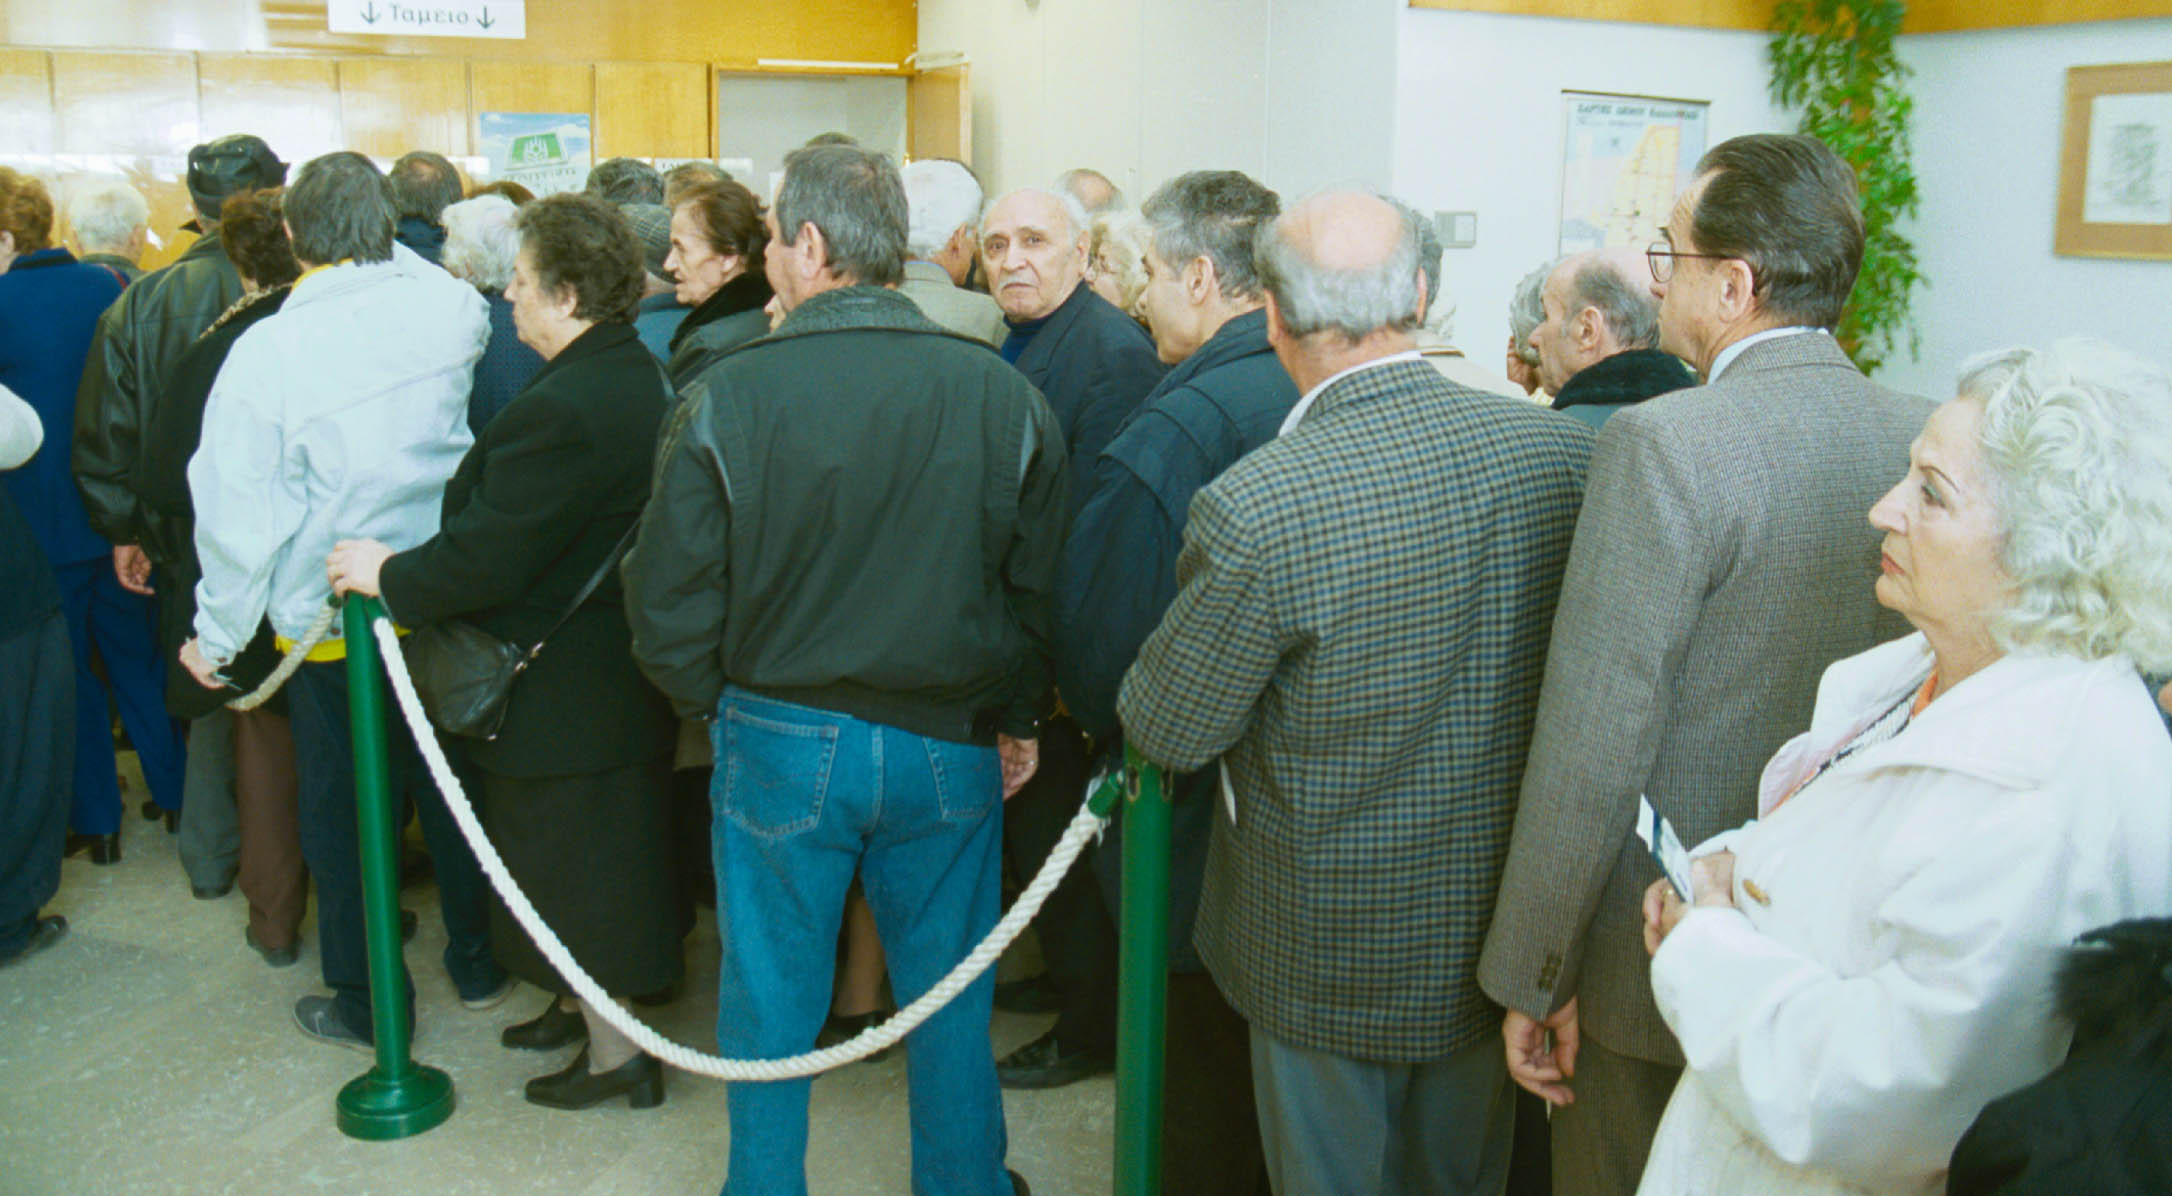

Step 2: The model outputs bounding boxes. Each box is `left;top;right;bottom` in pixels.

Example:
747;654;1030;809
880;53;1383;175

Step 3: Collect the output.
1637;633;2172;1196
189;244;486;661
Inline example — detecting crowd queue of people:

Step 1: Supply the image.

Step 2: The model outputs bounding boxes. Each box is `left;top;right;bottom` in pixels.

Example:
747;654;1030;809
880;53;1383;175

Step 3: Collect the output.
3;123;2171;1196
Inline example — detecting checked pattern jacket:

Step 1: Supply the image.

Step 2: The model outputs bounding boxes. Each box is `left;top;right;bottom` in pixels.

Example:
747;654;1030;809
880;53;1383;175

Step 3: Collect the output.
1118;357;1594;1062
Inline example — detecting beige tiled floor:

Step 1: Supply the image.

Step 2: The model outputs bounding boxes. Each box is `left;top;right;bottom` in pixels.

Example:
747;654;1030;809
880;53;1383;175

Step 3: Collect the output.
0;765;1114;1196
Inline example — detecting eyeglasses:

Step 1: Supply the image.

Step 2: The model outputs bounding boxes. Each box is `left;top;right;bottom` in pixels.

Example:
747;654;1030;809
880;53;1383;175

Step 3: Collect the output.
1646;238;1737;284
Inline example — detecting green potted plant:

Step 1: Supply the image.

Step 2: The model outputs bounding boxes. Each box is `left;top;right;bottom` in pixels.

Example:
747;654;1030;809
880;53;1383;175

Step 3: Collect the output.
1769;0;1924;375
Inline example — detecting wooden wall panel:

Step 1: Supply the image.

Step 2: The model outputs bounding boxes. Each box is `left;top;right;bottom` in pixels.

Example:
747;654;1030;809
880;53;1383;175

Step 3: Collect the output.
0;49;55;154
595;62;708;159
1905;0;2172;32
470;60;594;144
0;0;915;67
51;50;198;154
908;65;971;166
1409;0;2170;31
338;57;469;159
198;54;343;164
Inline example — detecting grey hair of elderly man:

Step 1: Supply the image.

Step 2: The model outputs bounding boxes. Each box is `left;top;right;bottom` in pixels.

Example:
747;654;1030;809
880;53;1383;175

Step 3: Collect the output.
902;158;985;285
1254;189;1425;394
67;180;151;258
1532;247;1662;394
981;186;1090;247
439;194;521;292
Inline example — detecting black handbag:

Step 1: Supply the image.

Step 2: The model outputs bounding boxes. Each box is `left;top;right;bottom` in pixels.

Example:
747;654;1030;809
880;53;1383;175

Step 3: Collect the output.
404;524;638;740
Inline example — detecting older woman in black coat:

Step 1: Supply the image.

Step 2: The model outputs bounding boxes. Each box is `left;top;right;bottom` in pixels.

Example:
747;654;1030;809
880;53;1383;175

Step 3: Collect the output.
327;192;677;1111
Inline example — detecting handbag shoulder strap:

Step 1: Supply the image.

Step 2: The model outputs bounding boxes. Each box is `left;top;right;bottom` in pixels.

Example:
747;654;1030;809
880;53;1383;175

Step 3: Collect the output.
524;358;678;661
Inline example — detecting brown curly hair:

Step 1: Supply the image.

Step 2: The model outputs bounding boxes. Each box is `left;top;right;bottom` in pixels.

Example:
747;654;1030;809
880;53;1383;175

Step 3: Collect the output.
513;192;644;325
674;179;766;271
218;188;301;289
0;166;55;253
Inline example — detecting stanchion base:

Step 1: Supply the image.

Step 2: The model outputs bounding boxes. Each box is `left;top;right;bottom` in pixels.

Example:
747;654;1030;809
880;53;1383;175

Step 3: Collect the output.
336;1063;455;1141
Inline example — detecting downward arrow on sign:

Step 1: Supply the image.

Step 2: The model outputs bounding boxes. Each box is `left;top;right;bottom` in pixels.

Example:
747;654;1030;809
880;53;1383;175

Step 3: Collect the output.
477;7;495;28
360;1;380;22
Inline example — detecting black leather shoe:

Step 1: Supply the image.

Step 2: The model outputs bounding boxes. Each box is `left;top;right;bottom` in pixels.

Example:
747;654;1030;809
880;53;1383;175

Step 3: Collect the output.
994;975;1063;1014
524;1047;664;1110
502;1001;588;1051
0;915;68;968
163;808;179;834
245;925;300;968
139;798;161;821
65;833;121;865
815;1009;893;1062
399;908;419;943
996;1030;1112;1090
1009;1170;1030;1196
192;873;237;900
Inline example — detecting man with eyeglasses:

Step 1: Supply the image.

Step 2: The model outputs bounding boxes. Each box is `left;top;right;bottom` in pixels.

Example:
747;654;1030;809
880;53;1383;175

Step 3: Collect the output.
1477;132;1931;1196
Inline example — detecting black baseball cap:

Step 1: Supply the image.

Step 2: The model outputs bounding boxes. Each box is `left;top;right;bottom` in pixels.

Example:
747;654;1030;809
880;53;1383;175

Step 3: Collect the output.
186;135;287;221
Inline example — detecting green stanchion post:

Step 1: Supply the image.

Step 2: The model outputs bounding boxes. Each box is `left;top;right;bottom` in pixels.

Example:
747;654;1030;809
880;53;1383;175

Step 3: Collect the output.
335;595;455;1140
1112;745;1171;1196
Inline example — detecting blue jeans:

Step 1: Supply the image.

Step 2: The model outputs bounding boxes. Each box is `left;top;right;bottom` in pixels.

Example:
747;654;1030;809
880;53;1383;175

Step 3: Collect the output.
288;660;504;1038
55;558;185;833
712;688;1009;1196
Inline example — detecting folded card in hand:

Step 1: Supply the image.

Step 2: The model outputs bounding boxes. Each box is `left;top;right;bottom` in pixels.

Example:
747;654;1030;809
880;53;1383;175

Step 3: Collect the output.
1635;794;1696;901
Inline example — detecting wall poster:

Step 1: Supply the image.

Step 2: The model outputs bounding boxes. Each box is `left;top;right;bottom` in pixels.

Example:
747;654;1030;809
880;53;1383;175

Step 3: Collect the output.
477;112;591;196
1558;92;1710;256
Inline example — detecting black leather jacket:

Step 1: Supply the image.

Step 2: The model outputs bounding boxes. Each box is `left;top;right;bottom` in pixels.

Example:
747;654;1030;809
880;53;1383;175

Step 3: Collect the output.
71;232;244;560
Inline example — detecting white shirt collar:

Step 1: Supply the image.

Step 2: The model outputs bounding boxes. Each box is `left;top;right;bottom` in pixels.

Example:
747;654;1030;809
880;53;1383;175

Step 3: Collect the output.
1276;351;1423;437
1708;326;1824;383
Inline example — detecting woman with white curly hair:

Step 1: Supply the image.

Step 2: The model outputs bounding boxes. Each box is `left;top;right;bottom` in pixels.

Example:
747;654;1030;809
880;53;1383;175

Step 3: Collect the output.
1635;339;2172;1196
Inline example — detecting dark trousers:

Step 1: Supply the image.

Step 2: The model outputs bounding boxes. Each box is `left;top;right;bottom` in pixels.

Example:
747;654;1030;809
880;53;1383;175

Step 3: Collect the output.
1164;970;1269;1196
1002;715;1117;1055
55;558;185;833
287;659;501;1038
233;707;307;949
1547;1035;1680;1196
0;613;73;956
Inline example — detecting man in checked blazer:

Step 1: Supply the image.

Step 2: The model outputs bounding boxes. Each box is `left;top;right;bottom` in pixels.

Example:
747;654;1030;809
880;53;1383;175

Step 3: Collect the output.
1477;133;1932;1196
1119;190;1594;1195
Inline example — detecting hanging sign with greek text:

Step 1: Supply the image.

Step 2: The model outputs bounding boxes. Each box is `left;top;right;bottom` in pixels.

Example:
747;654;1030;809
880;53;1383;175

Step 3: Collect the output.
327;0;526;40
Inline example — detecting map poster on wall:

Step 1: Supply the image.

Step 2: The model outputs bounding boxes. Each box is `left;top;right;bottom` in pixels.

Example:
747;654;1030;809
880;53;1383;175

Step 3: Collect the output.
1558;92;1710;256
478;112;592;196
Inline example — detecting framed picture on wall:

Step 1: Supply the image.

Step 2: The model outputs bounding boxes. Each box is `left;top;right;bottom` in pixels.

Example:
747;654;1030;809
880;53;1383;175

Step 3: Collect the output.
1558;91;1710;255
2056;61;2172;261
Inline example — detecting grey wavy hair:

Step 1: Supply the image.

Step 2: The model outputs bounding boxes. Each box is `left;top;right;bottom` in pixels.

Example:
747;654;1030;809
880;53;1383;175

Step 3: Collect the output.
902;159;983;259
66;180;149;253
439;194;521;292
1254;188;1422;343
1507;261;1553;368
1965;338;2172;672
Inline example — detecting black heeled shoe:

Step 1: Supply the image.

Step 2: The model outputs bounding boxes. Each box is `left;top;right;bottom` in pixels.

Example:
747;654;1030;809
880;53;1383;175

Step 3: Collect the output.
523;1048;663;1110
501;1001;589;1051
65;833;122;865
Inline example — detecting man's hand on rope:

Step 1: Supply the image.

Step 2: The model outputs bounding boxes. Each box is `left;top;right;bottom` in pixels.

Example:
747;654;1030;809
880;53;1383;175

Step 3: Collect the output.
997;734;1038;799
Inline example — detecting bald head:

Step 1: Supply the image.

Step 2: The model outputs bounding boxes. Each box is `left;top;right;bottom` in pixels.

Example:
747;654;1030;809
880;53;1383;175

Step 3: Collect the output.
1533;246;1665;391
1257;190;1423;344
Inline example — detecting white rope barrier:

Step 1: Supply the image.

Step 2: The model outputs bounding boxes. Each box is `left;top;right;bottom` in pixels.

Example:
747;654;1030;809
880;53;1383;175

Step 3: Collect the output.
369;614;1107;1080
226;603;340;712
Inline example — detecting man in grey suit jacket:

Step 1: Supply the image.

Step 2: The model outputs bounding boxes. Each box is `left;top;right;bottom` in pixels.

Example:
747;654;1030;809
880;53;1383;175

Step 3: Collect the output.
1122;190;1594;1195
898;158;1007;346
1478;134;1932;1196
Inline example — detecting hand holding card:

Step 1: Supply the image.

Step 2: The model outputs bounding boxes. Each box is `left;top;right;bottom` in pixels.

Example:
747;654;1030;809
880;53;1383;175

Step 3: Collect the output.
1634;794;1697;901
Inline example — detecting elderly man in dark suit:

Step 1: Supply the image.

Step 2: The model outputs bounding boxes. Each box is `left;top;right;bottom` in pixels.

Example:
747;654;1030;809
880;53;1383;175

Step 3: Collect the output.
980;183;1166;1089
1478;133;1932;1196
1120;189;1595;1195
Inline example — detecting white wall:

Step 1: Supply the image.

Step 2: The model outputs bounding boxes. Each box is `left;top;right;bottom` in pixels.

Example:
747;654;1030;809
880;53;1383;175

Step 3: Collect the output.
916;0;1394;201
1887;19;2172;400
1393;8;1788;371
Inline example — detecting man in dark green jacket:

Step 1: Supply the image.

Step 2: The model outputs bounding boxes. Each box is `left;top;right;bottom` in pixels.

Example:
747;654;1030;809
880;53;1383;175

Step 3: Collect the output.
623;143;1064;1196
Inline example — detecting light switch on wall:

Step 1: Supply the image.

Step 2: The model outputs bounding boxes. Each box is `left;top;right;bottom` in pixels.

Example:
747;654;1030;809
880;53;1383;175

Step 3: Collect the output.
1433;210;1478;248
